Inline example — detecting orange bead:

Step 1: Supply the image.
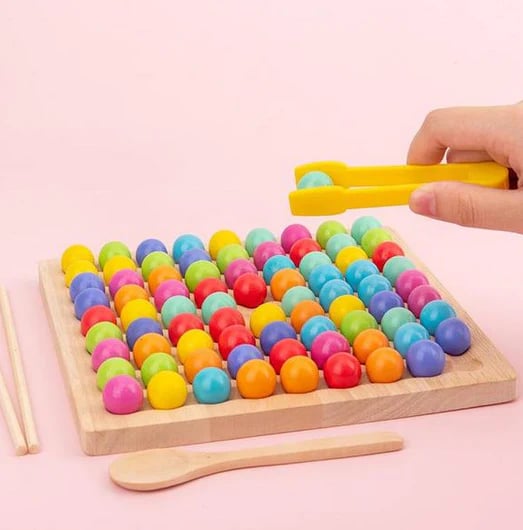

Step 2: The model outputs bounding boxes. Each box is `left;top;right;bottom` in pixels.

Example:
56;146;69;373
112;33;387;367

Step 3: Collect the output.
236;359;276;398
365;347;404;383
352;329;390;364
183;348;223;383
133;332;172;369
280;356;319;393
270;269;306;301
147;265;182;295
114;284;150;315
290;300;325;333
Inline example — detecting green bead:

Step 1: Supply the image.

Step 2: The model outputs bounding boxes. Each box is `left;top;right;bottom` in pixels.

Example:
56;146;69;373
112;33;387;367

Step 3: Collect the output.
161;295;197;327
85;322;123;354
340;309;378;344
140;352;178;387
325;233;357;261
350;216;382;244
360;227;393;257
141;251;175;281
216;244;249;273
201;292;237;324
281;285;316;316
184;260;221;292
98;241;132;270
380;307;416;340
96;358;136;391
316;220;348;248
245;228;276;256
299;251;332;281
382;256;416;287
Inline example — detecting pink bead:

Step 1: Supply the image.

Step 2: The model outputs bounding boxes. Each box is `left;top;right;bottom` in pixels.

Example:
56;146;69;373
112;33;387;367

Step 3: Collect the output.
310;330;351;369
154;279;190;311
280;224;312;253
407;284;441;318
395;269;429;301
102;375;144;414
108;269;144;298
253;241;285;270
224;259;257;289
92;338;131;371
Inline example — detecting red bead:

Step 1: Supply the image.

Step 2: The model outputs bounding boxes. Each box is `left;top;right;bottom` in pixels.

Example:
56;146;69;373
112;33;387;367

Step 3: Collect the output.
232;273;267;308
208;307;245;342
218;324;255;360
193;277;228;308
323;352;361;388
372;241;404;271
289;238;322;266
167;313;204;345
80;305;117;336
268;338;307;374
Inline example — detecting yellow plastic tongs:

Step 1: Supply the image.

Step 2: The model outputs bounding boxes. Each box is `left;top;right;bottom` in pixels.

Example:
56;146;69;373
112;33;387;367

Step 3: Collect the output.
288;161;509;216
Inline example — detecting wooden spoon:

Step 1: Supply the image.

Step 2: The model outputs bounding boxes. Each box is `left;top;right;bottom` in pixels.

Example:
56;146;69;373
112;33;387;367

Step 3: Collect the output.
109;431;404;491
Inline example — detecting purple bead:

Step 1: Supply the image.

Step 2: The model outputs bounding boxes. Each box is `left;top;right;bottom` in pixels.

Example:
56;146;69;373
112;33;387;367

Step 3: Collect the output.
108;269;145;298
153;279;190;311
102;375;144;414
253;241;285;270
407;285;441;318
395;269;429;302
280;224;312;253
92;338;131;372
178;248;211;276
369;290;404;322
406;339;446;377
310;330;351;369
224;259;257;288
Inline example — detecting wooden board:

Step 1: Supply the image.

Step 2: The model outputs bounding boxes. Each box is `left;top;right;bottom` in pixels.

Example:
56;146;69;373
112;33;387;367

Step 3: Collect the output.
38;230;518;456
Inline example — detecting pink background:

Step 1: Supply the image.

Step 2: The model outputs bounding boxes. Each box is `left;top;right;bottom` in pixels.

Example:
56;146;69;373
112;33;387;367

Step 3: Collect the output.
2;1;523;528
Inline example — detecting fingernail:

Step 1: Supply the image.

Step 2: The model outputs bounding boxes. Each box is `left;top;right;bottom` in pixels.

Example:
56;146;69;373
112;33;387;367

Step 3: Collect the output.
410;185;436;216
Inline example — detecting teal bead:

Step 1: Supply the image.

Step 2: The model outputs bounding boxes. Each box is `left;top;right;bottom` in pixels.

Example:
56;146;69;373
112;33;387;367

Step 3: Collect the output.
201;292;237;324
326;233;357;261
161;295;197;327
381;307;416;340
297;171;333;189
419;300;457;335
245;228;277;256
192;367;231;404
382;256;416;286
281;286;316;316
350;216;382;244
298;251;332;280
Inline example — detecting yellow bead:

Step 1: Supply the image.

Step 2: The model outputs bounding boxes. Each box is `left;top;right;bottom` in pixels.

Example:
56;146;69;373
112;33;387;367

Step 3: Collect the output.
61;244;95;272
120;299;157;331
208;230;242;260
249;302;286;338
335;246;368;275
64;260;99;287
176;329;214;365
147;371;187;409
102;255;137;285
329;294;365;328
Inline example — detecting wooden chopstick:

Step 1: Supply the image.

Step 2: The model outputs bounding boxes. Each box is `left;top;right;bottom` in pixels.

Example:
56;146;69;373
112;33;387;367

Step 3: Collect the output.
0;286;39;454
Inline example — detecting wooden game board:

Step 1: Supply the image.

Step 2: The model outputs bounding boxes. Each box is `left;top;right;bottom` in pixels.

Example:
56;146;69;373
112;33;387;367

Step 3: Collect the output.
38;230;517;456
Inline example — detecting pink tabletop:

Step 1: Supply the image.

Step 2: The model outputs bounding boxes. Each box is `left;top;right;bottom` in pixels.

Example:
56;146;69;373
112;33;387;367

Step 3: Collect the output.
2;2;523;529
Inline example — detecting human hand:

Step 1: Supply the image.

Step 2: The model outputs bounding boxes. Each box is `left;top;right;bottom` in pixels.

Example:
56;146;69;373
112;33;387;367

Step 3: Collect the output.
407;103;523;233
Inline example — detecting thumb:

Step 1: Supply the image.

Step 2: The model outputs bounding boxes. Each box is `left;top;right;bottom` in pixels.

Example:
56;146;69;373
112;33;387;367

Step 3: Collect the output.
409;181;523;233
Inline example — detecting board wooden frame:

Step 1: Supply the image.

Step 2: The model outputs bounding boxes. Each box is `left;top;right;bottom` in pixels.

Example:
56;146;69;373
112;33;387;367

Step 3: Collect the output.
39;230;517;456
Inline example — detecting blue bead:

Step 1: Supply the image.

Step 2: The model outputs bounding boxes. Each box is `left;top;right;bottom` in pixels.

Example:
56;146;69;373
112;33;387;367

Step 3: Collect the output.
259;321;297;354
178;248;211;276
192;367;231;404
297;171;333;189
406;339;446;377
69;272;105;302
73;287;110;320
357;274;392;307
227;344;264;379
125;317;163;350
318;279;353;311
325;233;357;261
262;255;296;284
393;322;430;357
172;234;205;263
308;264;343;296
300;315;337;351
369;290;404;322
419;300;457;335
435;317;471;356
345;259;379;291
135;238;168;266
